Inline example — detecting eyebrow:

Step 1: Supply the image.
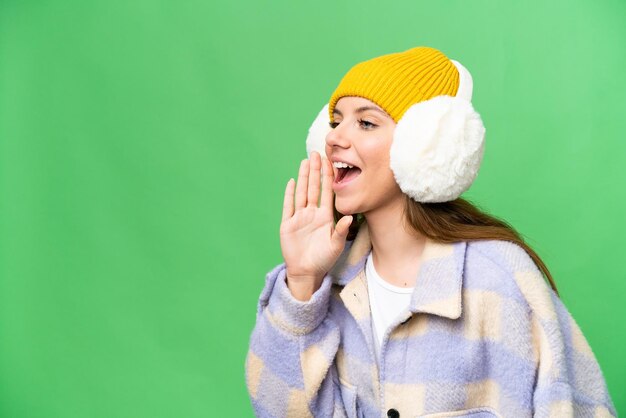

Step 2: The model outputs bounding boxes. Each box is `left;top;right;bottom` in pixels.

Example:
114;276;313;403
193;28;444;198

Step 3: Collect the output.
333;106;389;118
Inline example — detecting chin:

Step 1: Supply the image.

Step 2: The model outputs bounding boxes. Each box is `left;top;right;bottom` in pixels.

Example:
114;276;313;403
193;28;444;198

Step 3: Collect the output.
334;197;363;217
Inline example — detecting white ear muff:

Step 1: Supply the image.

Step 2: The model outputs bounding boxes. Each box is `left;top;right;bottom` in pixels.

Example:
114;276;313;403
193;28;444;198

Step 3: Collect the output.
389;59;485;203
450;59;473;101
390;97;485;202
305;104;331;159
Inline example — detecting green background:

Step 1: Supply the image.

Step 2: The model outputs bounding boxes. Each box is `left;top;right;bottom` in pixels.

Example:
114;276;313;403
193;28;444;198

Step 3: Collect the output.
0;0;624;416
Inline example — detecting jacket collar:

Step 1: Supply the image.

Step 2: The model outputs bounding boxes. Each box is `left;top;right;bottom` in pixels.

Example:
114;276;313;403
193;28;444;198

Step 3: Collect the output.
330;221;466;320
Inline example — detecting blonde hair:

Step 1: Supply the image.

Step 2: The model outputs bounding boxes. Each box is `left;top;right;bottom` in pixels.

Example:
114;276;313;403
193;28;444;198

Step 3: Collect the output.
334;196;558;295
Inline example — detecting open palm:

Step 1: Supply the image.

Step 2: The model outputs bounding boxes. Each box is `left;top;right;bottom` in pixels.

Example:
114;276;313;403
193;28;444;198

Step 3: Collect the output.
280;151;353;286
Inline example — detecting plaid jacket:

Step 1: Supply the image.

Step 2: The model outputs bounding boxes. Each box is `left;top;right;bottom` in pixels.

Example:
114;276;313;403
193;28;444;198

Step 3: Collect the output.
245;222;616;417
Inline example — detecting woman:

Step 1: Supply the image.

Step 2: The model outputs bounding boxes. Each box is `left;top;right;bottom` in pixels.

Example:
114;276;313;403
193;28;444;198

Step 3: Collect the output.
245;47;615;417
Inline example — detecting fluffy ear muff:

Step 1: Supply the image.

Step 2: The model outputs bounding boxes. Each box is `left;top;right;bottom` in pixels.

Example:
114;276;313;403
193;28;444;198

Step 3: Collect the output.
389;95;486;203
305;104;331;158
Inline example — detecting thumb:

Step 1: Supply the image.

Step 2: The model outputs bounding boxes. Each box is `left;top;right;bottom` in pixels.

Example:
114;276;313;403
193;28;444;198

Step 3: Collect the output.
331;215;353;247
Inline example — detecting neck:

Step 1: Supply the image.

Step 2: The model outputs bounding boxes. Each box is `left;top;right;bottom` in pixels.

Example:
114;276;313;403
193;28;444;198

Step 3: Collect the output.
363;197;427;288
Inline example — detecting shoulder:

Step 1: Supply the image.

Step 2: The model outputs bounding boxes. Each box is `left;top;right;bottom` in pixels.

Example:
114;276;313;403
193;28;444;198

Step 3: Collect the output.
463;239;554;310
465;239;541;276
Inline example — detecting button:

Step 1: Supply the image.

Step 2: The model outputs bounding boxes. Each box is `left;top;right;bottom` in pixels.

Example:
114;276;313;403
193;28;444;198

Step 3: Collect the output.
387;408;400;418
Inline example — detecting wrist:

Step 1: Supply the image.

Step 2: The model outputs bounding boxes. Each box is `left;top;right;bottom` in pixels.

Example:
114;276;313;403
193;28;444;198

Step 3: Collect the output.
285;275;323;302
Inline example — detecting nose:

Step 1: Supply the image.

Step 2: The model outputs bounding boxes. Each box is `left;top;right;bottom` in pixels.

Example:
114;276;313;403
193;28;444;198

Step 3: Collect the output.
325;120;351;149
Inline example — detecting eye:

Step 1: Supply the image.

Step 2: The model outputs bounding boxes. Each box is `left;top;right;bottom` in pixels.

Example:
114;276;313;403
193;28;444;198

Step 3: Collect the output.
358;119;377;129
329;121;340;129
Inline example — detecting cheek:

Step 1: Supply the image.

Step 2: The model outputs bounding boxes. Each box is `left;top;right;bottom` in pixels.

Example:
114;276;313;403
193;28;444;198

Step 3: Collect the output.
363;141;396;187
364;140;392;169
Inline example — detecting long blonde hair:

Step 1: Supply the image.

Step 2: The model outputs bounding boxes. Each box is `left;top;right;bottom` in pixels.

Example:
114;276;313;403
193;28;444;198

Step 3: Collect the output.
334;195;558;295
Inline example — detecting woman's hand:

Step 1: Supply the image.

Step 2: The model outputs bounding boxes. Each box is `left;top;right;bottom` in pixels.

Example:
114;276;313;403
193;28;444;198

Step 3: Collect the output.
280;151;353;301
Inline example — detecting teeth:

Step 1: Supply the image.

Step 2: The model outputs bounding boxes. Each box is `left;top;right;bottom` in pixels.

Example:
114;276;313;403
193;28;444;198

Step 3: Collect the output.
333;161;354;169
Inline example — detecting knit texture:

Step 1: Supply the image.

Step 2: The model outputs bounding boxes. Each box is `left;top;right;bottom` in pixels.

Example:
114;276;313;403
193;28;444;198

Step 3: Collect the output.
245;222;616;417
328;46;460;123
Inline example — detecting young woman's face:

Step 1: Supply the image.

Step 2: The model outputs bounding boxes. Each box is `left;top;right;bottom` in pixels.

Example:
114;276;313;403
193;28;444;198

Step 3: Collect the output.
325;96;404;216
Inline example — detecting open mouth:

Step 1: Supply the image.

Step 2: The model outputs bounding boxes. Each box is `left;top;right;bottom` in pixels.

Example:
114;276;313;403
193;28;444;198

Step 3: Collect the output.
335;166;362;183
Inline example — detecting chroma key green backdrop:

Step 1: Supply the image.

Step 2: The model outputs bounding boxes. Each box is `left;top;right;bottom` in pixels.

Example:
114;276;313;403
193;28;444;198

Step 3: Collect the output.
0;0;624;416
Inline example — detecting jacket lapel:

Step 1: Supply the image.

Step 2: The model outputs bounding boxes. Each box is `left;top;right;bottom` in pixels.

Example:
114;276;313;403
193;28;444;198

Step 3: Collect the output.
409;239;466;320
331;221;467;321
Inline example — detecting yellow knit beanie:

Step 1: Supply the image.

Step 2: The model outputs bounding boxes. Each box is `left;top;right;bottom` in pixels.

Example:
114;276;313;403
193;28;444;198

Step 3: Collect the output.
328;46;460;123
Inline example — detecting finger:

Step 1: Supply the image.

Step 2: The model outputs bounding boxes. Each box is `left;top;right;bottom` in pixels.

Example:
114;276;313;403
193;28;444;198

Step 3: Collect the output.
295;159;309;210
331;215;353;249
282;178;295;221
320;156;334;210
307;151;321;207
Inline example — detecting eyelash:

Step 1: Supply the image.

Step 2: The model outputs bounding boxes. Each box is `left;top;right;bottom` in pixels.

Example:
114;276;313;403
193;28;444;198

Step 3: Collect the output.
329;119;377;130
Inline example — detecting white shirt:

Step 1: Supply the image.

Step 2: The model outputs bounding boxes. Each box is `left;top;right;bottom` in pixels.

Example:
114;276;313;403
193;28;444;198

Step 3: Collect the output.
365;252;414;363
